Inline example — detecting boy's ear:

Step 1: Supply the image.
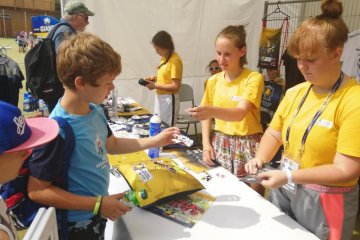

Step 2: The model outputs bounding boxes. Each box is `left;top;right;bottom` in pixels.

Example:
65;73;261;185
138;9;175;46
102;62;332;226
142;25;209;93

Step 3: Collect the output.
240;47;246;57
74;76;86;89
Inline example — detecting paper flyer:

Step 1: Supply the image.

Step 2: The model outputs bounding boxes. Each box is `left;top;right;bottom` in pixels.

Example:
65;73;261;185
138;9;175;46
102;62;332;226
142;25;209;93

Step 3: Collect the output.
145;192;215;227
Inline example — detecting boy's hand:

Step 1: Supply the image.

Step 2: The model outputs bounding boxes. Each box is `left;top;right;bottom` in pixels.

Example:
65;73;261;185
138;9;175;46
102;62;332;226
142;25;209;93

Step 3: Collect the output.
187;106;213;121
100;193;131;221
154;127;180;146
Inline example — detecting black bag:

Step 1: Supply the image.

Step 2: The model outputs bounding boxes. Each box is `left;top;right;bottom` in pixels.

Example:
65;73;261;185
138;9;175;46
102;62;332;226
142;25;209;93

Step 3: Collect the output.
24;23;71;101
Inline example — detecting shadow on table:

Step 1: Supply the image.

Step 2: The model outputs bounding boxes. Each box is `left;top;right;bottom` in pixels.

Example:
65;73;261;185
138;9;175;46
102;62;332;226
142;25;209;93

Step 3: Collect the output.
202;205;260;229
272;214;310;231
111;217;132;240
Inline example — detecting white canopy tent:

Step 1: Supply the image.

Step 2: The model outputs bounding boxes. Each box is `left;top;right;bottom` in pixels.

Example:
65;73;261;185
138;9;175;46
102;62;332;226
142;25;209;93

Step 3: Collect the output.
82;0;266;114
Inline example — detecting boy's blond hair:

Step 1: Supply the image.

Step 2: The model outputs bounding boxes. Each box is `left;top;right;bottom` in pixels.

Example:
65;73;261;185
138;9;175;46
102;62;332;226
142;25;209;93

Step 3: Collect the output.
57;32;122;90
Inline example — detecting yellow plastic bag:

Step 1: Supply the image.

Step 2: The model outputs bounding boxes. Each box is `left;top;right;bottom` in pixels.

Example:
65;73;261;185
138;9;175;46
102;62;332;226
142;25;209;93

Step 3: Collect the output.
109;153;204;207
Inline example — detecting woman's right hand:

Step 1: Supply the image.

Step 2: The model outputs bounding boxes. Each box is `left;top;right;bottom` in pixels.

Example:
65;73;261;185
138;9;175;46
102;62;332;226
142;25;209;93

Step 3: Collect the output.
245;157;264;175
100;193;132;221
203;147;216;166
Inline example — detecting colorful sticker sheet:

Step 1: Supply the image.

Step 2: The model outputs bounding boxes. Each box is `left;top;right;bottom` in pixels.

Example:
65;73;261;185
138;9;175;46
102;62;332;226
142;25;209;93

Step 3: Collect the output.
145;191;215;227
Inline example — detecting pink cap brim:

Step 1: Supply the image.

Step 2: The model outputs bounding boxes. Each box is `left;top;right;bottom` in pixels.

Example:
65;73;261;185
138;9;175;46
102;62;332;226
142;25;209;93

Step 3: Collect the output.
5;118;59;153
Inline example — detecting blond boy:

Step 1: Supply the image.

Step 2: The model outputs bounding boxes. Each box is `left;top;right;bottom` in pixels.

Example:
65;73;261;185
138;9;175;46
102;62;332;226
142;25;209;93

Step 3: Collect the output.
27;33;179;239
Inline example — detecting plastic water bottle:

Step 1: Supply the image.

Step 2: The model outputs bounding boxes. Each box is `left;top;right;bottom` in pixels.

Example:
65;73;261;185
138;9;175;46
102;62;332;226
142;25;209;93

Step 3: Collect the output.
148;114;161;158
110;87;118;120
121;189;148;207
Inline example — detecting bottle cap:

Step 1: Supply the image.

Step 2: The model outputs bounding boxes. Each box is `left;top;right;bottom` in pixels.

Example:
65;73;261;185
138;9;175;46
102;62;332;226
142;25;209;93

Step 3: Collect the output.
138;189;148;200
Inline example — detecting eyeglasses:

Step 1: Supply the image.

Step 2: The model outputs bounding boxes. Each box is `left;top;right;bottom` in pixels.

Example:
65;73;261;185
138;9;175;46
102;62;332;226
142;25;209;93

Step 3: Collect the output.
76;14;88;22
209;66;221;71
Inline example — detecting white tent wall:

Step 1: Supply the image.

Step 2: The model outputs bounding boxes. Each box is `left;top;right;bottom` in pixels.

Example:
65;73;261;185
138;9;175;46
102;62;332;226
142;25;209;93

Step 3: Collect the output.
83;0;265;126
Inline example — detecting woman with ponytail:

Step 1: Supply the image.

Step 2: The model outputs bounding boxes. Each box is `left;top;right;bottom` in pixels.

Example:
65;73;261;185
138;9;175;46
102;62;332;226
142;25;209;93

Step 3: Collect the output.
245;1;360;239
144;31;183;126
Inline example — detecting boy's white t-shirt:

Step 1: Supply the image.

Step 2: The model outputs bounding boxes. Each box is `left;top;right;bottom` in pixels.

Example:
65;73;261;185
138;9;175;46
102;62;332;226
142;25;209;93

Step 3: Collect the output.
0;197;18;240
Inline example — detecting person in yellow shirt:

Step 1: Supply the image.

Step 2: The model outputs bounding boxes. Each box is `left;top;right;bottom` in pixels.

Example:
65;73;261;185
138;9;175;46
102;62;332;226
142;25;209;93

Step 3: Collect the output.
188;25;265;195
245;1;360;239
204;59;222;91
144;31;183;126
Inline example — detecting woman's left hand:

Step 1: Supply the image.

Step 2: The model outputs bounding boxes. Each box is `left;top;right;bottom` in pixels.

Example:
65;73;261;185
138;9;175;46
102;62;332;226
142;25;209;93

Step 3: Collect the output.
154;127;180;146
258;170;288;189
145;80;156;90
187;106;213;121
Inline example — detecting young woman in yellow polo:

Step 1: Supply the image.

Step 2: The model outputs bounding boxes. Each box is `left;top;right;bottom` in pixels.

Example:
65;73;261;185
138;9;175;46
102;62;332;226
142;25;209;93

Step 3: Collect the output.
188;25;265;195
245;1;360;239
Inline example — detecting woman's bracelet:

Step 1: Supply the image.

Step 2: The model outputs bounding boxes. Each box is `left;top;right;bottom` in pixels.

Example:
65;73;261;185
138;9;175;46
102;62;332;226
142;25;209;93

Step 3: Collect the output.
286;170;293;184
93;195;103;215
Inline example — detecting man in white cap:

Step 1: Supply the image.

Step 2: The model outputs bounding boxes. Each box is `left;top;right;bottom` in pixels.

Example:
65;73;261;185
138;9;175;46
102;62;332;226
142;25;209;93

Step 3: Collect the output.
0;100;59;240
44;0;95;112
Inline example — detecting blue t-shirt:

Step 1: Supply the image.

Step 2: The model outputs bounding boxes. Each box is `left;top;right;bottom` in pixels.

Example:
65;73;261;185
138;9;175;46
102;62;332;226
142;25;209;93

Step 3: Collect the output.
51;19;76;53
35;102;111;222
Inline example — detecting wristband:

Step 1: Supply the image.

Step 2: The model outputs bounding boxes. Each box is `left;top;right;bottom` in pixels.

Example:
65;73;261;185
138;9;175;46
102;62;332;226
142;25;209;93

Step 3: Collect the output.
93;196;103;215
286;170;293;184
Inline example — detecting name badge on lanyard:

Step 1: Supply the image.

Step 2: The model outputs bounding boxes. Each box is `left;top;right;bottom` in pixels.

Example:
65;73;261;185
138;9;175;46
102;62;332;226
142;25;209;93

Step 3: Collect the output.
231;95;242;102
281;72;343;194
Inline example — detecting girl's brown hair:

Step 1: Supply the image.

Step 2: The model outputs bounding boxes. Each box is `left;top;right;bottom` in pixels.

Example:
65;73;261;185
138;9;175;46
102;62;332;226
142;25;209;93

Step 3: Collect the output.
288;0;348;59
57;32;121;90
152;31;175;69
216;25;247;67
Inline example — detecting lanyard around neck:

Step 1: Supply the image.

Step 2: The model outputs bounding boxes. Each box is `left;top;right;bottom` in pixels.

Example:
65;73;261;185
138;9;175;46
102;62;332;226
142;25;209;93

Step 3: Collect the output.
284;72;344;161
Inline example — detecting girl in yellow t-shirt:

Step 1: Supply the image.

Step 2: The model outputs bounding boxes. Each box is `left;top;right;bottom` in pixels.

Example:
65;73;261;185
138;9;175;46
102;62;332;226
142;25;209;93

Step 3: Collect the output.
188;25;265;195
245;1;360;239
144;31;183;126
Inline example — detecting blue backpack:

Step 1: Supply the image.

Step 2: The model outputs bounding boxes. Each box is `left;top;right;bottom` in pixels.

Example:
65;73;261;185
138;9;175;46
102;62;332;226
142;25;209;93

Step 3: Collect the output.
0;116;75;234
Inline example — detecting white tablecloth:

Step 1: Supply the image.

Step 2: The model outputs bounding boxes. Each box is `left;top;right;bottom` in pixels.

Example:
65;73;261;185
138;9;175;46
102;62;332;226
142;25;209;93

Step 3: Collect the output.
105;154;318;240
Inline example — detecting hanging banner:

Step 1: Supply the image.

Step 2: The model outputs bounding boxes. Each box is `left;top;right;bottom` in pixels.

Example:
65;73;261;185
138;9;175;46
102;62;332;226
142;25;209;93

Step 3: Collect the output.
31;16;59;38
261;80;283;127
258;27;282;69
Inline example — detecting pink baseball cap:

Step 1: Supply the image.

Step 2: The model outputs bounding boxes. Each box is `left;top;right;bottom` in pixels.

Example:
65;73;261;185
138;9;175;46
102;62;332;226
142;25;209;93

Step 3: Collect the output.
0;100;59;153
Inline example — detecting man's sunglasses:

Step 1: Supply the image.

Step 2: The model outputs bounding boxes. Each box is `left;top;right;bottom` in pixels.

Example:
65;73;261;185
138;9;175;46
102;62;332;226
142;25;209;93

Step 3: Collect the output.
209;66;221;71
76;14;88;21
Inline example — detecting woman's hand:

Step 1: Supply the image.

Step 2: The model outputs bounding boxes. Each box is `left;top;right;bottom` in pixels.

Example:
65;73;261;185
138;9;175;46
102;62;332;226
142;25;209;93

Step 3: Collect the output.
100;193;131;221
245;157;264;174
202;147;216;166
258;170;288;189
187;106;213;121
144;76;156;90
